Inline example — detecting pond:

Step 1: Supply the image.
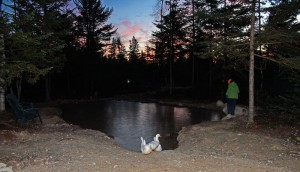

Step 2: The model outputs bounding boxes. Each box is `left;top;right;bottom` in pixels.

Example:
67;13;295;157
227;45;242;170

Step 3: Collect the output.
60;100;223;152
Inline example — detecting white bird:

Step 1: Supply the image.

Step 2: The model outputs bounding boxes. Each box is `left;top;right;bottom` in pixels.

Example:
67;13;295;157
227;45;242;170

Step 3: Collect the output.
140;137;152;155
149;134;162;151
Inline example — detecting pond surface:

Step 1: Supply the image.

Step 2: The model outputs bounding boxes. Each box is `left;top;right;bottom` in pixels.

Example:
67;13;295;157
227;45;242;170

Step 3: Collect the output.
60;100;223;152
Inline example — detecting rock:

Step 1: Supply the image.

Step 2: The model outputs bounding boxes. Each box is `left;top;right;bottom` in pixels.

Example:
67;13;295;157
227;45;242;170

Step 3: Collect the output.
0;163;13;172
210;112;221;121
0;163;6;169
216;100;248;116
216;100;224;107
222;103;248;116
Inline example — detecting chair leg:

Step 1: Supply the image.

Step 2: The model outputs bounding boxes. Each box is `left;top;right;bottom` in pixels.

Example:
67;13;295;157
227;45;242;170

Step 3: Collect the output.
21;118;27;124
37;113;42;124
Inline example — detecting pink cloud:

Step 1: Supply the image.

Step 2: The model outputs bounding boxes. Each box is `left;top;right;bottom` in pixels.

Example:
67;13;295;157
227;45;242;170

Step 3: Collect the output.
120;21;132;28
118;20;141;38
135;36;142;42
114;20;154;51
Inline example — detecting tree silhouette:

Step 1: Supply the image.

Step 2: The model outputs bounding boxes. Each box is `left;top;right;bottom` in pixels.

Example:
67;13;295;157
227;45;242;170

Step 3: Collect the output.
74;0;116;57
128;36;140;62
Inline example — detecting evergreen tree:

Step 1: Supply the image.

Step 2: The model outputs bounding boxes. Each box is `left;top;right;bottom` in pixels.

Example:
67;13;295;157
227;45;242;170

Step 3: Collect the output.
107;36;126;60
150;30;168;66
261;0;300;61
195;0;251;64
151;0;168;65
32;0;74;101
152;0;187;94
3;0;71;100
257;0;300;121
73;0;116;57
73;0;116;97
128;36;140;62
182;0;208;87
108;37;118;59
145;43;154;62
115;36;126;60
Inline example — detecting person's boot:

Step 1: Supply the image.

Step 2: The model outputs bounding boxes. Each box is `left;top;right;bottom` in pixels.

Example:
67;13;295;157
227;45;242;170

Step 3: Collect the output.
221;114;232;120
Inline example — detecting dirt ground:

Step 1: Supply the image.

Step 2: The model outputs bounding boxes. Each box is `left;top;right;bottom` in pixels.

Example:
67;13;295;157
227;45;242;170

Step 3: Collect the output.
0;100;299;172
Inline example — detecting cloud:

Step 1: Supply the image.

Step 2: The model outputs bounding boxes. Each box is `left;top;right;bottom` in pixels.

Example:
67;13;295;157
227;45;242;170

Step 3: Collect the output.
118;20;141;39
114;20;153;50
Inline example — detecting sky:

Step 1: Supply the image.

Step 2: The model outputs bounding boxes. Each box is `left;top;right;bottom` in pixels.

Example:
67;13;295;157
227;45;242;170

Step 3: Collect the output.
2;0;159;50
102;0;158;50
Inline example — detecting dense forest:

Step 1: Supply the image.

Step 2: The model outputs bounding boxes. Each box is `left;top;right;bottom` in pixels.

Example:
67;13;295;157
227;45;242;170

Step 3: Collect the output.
0;0;299;123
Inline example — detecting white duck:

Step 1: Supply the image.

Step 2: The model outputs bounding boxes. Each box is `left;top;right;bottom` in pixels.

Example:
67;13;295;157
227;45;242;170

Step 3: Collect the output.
140;137;152;155
149;134;162;151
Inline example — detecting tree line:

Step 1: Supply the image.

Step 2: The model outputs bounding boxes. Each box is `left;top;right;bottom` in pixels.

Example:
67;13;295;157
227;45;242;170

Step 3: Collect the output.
0;0;299;124
149;0;300;123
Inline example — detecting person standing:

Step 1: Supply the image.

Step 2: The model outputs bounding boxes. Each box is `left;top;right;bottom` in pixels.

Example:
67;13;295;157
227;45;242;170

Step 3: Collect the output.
222;78;239;120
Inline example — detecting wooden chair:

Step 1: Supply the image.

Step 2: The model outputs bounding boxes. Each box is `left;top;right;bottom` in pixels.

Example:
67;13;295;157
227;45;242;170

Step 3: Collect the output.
5;93;42;124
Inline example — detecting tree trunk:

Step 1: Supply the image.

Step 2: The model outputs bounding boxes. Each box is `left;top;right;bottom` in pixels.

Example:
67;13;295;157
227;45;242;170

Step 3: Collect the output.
16;79;22;101
248;0;256;125
0;2;5;111
45;77;51;102
0;48;4;111
169;0;174;96
0;87;4;112
191;0;195;87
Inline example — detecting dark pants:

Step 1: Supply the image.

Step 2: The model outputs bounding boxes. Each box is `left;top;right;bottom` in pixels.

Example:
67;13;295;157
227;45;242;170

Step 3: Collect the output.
227;98;237;115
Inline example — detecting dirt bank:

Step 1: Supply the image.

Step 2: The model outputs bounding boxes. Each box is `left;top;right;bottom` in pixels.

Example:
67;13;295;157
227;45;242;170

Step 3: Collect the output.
0;104;299;172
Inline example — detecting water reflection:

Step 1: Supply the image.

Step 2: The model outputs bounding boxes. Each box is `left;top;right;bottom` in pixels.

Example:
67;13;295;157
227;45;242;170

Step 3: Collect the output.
60;100;223;152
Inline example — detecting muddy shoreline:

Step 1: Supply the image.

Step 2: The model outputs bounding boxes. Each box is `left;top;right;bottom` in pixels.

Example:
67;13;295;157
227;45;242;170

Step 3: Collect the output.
0;99;299;172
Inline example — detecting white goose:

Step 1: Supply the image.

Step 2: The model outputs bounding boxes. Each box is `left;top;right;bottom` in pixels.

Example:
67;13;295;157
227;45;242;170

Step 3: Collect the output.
149;134;162;151
140;137;152;155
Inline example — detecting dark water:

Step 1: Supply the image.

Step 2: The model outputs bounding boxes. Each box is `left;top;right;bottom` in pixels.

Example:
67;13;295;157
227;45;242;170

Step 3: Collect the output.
60;100;223;152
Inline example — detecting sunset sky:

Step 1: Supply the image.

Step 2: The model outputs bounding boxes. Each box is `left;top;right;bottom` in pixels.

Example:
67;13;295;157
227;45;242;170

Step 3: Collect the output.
102;0;158;50
2;0;159;50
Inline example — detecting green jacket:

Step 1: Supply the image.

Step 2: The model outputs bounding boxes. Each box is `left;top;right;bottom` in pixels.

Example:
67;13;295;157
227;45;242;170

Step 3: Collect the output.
226;81;239;99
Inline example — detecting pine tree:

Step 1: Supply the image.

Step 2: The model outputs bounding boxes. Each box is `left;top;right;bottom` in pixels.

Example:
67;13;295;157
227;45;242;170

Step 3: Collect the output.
128;36;140;62
3;0;71;100
152;0;187;94
109;37;118;59
145;43;154;62
107;36;126;60
32;0;74;101
74;0;116;57
182;0;209;87
115;37;126;60
195;0;251;63
73;0;116;97
261;0;300;61
256;0;300;121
